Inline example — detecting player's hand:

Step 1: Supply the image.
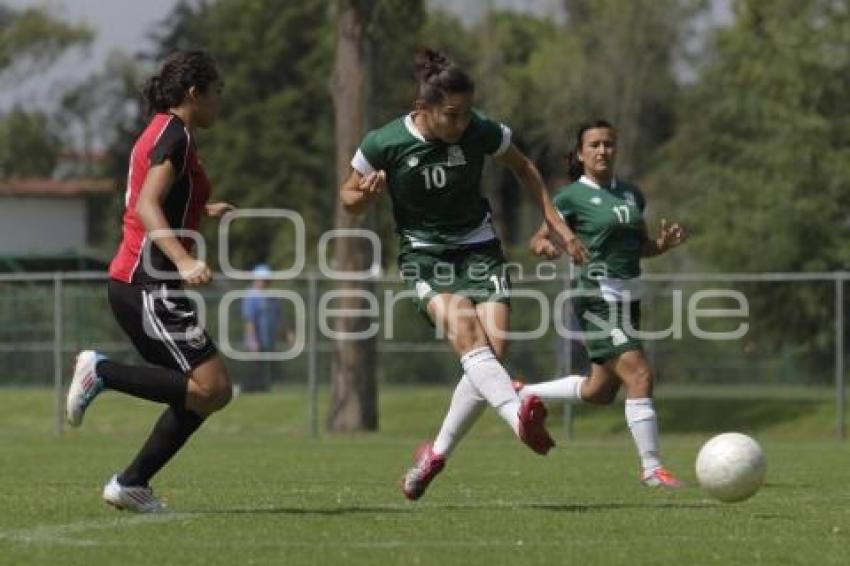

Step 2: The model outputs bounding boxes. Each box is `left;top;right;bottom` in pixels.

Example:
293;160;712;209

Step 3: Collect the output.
530;236;562;259
657;218;687;251
205;201;236;218
358;170;387;195
563;235;589;265
177;257;212;286
547;220;589;265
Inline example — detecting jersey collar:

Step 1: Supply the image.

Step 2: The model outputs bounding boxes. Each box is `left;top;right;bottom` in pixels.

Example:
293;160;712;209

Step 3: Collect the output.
579;174;617;190
404;113;430;143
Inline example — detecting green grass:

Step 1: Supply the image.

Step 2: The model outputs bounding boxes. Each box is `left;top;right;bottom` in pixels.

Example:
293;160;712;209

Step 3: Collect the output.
0;386;848;565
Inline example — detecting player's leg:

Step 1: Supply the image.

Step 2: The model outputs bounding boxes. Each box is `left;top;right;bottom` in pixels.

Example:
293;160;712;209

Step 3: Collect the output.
515;291;617;405
431;300;510;458
428;294;522;429
116;354;231;485
98;281;231;511
430;294;553;453
402;293;491;500
67;281;192;426
402;295;553;500
610;349;681;487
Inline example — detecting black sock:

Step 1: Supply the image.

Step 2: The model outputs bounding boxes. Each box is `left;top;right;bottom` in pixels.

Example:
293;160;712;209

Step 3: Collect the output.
118;405;205;487
98;360;188;405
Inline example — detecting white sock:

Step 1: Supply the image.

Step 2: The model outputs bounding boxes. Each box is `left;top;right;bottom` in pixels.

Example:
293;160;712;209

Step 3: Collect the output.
625;398;662;473
432;374;486;457
460;346;521;434
519;375;586;403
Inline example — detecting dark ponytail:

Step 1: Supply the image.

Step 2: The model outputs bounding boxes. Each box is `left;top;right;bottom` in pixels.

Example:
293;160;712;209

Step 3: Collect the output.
566;119;615;182
414;48;474;105
142;49;220;115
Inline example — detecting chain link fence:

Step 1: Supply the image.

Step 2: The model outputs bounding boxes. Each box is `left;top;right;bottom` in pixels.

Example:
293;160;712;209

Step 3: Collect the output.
0;270;845;438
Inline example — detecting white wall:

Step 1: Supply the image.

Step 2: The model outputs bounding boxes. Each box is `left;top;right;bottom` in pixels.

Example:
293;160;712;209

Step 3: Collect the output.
0;197;87;254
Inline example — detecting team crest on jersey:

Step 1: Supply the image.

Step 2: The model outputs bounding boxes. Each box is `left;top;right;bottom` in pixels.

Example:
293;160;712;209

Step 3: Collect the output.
407;156;419;168
591;197;602;205
185;325;207;349
624;192;636;206
447;145;466;166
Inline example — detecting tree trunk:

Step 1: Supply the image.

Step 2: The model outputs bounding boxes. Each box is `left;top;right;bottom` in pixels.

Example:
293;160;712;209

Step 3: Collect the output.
327;0;378;432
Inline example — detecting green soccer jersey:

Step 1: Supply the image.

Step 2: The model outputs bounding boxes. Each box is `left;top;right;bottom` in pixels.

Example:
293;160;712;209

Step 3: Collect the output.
351;110;511;247
553;176;647;289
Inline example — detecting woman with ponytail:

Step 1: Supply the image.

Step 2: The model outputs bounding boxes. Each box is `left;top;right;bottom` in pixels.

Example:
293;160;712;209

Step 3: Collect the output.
66;50;236;512
523;120;688;488
341;48;588;500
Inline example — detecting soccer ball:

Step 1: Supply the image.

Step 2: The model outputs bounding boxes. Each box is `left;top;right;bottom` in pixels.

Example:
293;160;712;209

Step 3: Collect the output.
695;432;766;503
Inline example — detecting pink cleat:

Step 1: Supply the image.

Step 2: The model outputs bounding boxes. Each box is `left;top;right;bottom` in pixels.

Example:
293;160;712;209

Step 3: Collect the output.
401;442;446;501
517;395;555;455
641;467;684;488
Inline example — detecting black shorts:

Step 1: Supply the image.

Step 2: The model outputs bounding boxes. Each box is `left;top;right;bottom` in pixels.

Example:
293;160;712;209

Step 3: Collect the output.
108;278;217;374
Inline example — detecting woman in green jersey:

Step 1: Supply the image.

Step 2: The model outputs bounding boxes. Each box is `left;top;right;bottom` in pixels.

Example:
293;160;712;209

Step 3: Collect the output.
340;49;588;500
522;120;687;487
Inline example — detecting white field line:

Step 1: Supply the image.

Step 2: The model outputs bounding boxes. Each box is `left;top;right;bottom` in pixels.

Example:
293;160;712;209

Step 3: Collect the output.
0;512;193;546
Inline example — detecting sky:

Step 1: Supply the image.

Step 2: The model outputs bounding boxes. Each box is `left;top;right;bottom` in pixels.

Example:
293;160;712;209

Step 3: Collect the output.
2;0;732;111
1;0;178;110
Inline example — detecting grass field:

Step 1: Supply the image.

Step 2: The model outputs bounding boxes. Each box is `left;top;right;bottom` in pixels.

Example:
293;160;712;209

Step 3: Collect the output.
1;385;848;565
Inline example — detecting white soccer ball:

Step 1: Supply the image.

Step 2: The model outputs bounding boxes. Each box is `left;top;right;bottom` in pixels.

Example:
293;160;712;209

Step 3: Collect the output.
695;432;766;503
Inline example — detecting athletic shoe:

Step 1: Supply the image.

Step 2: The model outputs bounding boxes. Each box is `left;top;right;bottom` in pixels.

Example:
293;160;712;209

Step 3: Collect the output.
102;475;166;513
517;394;555;455
641;467;684;488
401;442;446;501
66;350;106;427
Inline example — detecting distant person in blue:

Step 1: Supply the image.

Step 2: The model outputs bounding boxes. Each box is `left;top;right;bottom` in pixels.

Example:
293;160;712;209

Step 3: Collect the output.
241;264;290;391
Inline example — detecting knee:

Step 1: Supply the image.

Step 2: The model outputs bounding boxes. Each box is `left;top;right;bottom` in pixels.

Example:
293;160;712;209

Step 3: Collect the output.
192;378;232;414
212;382;233;411
454;318;487;352
626;365;653;396
583;386;617;406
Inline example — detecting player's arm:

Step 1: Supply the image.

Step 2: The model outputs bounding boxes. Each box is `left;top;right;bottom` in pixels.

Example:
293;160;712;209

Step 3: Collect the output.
641;218;687;257
339;168;386;215
497;145;588;264
135;160;211;285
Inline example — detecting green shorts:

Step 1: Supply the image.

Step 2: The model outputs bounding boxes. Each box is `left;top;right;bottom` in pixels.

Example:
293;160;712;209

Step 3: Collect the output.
573;295;642;364
398;238;511;321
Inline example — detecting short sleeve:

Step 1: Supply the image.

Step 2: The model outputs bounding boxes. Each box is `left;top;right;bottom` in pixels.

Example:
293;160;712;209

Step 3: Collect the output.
150;119;189;173
552;188;573;221
351;130;384;175
476;113;512;156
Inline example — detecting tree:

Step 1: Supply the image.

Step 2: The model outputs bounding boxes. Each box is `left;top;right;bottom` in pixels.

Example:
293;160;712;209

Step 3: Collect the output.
327;0;428;431
0;4;91;77
125;0;336;271
650;0;850;375
0;4;91;177
327;0;376;432
0;108;60;176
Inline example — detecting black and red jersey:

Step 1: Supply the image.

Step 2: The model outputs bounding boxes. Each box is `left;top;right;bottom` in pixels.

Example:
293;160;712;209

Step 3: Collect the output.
109;113;212;283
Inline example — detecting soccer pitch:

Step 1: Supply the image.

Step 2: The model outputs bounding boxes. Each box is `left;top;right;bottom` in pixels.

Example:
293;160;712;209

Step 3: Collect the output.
1;387;847;565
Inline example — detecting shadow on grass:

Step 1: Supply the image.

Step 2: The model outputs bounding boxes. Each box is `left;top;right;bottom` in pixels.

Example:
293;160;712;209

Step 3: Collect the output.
581;397;826;434
515;501;714;513
191;505;413;516
192;500;714;517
